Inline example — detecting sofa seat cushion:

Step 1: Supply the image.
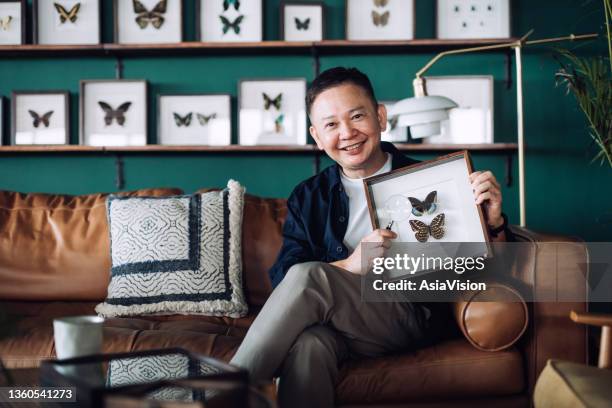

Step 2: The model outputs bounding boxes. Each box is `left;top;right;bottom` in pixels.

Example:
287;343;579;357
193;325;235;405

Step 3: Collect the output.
336;338;525;404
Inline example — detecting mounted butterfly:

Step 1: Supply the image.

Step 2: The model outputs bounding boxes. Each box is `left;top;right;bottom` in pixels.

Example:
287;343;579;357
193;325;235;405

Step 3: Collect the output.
281;2;324;42
12;91;70;145
115;0;182;44
158;94;231;146
198;0;262;42
346;0;414;40
81;79;148;146
33;0;100;45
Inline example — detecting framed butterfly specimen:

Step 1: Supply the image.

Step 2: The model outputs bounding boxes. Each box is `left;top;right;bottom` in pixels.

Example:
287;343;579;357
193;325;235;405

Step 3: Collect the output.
280;1;325;42
197;0;262;42
363;151;491;278
114;0;182;44
80;80;148;146
420;76;494;145
436;0;511;40
346;0;414;40
0;0;25;45
11;91;70;145
380;100;408;143
158;94;231;146
238;78;307;146
33;0;100;44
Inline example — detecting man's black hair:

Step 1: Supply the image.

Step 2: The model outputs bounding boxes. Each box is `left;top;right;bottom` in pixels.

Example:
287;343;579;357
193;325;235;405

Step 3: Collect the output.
306;67;378;116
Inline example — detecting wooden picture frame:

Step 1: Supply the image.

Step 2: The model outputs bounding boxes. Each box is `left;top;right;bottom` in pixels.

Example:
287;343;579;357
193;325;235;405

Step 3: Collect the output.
11;90;70;145
238;77;307;146
80;79;148;146
113;0;183;44
0;0;26;45
33;0;102;45
280;1;325;42
157;93;232;146
345;0;415;41
196;0;263;42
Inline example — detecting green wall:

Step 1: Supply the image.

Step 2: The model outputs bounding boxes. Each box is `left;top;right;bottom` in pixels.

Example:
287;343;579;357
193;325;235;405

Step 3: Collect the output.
0;0;610;241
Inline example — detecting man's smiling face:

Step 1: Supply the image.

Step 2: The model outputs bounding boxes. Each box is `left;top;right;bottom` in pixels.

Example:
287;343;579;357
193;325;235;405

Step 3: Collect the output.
309;83;388;179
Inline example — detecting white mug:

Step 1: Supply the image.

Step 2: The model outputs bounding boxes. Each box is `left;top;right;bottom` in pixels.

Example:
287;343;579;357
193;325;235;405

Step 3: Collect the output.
53;316;104;359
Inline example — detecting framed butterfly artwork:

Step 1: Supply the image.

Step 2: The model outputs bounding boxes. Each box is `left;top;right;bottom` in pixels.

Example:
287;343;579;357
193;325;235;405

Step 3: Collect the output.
0;0;25;45
380;100;408;143
436;0;511;40
280;1;325;42
33;0;101;44
114;0;183;44
238;78;307;146
363;151;491;279
346;0;414;41
157;94;231;146
11;91;70;145
80;80;148;146
196;0;262;42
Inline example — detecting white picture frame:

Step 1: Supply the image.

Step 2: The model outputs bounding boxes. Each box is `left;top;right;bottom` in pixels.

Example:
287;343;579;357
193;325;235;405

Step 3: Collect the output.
158;94;232;146
364;152;490;279
436;0;511;39
80;80;148;147
346;0;414;41
421;75;494;144
11;91;70;145
33;0;101;45
238;78;307;146
197;0;263;42
281;2;324;42
114;0;183;44
0;0;25;45
380;100;407;143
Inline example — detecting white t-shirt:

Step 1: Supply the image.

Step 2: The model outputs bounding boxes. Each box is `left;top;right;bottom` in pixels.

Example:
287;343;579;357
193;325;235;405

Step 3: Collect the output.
340;154;392;252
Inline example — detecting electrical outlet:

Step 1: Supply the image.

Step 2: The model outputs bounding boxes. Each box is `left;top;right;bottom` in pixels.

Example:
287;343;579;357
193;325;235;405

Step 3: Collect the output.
437;0;510;39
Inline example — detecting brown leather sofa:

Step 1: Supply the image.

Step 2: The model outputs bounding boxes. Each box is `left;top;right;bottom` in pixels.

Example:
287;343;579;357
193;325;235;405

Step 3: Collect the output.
0;188;588;407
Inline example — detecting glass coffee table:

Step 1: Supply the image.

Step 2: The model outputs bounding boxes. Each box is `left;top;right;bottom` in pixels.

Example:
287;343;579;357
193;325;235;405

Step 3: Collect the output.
40;348;273;408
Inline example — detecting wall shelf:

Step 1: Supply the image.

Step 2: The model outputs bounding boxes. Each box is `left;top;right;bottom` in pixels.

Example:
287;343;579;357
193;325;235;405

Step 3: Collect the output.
0;38;518;58
0;143;517;154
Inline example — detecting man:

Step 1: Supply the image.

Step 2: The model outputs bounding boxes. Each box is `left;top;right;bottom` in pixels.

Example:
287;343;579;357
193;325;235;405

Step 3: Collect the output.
230;67;506;407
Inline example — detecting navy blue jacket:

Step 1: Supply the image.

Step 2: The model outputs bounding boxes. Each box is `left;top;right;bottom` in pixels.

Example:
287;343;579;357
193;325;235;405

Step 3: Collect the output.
269;142;419;287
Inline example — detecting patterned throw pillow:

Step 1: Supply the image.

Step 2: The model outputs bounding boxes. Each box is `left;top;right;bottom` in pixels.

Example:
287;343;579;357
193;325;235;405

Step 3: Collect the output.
95;180;247;318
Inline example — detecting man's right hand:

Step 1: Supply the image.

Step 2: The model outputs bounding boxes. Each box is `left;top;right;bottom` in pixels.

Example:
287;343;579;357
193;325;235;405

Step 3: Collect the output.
332;229;397;275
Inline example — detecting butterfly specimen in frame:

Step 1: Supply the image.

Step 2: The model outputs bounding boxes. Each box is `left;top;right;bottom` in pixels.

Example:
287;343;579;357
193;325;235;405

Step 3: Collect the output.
0;16;13;31
274;114;284;133
408;191;438;217
28;110;54;128
220;15;244;35
409;213;445;243
53;3;81;24
388;116;398;130
223;0;240;11
294;17;310;30
371;10;390;26
263;93;282;110
173;112;192;127
373;0;389;7
98;101;132;126
133;0;167;29
196;113;217;125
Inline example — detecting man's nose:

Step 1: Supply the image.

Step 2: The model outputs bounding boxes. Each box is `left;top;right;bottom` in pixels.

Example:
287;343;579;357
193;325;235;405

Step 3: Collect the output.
338;121;356;139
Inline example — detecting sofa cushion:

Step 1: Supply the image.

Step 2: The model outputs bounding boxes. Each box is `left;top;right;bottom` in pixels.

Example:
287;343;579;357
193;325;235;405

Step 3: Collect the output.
96;181;247;318
0;188;183;302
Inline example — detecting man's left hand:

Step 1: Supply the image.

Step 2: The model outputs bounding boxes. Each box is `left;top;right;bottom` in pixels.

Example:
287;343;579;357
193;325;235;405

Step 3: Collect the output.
469;170;503;229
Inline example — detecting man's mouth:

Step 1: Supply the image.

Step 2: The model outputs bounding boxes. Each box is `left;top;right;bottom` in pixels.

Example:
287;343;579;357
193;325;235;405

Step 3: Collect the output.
340;142;365;151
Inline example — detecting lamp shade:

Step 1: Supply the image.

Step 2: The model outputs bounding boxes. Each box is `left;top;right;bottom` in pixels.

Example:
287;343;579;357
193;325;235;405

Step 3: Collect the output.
388;95;458;138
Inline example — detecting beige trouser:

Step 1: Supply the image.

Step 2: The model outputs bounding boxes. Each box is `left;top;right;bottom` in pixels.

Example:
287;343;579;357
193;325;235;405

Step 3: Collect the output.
230;262;431;408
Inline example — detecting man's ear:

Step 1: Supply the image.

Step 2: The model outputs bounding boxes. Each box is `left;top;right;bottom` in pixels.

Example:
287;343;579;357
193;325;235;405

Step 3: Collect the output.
377;103;388;133
309;125;324;150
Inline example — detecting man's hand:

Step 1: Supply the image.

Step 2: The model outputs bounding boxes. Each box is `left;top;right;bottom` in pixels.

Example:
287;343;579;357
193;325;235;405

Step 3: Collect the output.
470;170;503;229
332;229;397;275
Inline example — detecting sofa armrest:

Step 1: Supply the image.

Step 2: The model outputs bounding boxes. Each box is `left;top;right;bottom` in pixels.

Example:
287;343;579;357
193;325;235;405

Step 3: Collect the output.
507;226;588;396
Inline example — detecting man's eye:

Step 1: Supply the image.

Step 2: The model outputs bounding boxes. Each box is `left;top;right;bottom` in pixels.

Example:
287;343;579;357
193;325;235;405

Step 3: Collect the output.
352;114;364;120
325;122;336;128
